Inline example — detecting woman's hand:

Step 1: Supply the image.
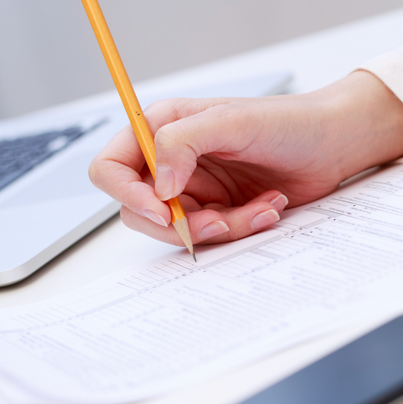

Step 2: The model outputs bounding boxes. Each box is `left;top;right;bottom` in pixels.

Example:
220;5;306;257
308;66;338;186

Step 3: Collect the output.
88;71;403;246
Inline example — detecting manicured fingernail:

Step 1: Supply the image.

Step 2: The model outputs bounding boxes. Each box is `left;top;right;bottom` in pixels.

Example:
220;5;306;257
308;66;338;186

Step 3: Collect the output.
270;194;289;212
141;209;168;227
251;209;280;230
156;164;175;201
199;220;229;240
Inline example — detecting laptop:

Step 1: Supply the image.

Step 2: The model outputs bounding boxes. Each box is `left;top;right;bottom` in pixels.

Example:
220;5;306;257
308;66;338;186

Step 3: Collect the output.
0;71;292;286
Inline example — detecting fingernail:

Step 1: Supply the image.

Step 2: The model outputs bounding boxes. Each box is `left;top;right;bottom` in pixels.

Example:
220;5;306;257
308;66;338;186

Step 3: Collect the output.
156;164;175;201
199;220;229;240
141;209;168;227
269;194;289;212
251;209;280;230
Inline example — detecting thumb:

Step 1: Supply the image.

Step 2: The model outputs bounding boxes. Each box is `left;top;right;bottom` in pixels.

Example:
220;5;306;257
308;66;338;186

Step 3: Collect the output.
154;100;261;200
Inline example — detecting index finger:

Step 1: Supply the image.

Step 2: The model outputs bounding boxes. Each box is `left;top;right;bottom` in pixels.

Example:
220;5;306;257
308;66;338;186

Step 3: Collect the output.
144;97;234;134
88;124;171;223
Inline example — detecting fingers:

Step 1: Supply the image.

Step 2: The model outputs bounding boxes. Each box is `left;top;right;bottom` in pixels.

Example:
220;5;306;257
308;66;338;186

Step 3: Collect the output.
89;124;171;226
90;97;289;244
147;98;266;201
120;190;288;247
89;98;249;228
196;191;288;244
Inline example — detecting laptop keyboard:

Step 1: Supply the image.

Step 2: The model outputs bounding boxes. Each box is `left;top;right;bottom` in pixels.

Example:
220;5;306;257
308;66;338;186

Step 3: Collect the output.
0;120;106;191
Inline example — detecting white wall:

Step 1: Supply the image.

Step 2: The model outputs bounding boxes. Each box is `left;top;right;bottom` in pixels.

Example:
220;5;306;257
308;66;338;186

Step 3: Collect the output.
0;0;401;119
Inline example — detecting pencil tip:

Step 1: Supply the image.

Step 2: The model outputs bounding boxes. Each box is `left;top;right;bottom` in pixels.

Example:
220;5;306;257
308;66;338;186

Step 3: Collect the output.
172;217;196;263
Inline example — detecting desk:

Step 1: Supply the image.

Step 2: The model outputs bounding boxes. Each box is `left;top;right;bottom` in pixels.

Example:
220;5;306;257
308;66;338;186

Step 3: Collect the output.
1;8;403;404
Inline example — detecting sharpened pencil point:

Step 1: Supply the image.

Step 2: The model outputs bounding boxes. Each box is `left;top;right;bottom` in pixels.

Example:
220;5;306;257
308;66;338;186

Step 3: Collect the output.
172;217;195;262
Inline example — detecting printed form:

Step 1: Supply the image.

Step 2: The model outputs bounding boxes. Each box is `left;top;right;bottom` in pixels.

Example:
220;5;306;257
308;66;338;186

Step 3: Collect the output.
1;163;403;403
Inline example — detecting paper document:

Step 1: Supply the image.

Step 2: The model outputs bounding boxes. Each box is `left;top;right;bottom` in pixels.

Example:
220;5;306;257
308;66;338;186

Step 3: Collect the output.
1;163;403;403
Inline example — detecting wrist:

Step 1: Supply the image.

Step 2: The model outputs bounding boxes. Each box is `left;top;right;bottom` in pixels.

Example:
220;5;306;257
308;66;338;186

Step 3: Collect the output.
317;70;403;181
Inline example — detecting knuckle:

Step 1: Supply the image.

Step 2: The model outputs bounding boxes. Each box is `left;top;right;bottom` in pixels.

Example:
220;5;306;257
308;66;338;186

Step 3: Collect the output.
144;100;166;119
144;98;184;121
121;185;141;213
155;126;179;151
88;156;103;188
119;206;132;227
145;98;178;112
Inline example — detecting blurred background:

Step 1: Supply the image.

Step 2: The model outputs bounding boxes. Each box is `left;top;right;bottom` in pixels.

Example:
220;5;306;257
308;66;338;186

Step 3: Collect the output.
0;0;401;120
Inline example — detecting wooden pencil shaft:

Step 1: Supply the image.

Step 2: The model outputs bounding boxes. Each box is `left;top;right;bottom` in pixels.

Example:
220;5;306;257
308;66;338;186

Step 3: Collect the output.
82;0;156;177
82;0;186;223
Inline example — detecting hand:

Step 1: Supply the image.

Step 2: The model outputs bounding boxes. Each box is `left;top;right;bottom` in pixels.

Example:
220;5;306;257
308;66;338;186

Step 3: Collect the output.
89;71;403;246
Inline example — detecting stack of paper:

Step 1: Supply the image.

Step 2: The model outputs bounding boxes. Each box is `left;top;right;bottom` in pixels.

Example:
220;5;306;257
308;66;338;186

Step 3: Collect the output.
1;163;403;403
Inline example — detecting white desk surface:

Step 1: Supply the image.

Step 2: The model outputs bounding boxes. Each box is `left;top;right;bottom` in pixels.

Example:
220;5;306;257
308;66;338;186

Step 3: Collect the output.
2;8;403;404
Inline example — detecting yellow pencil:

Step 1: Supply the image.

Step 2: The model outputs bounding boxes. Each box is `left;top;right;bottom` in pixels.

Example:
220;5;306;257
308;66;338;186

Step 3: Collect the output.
82;0;195;261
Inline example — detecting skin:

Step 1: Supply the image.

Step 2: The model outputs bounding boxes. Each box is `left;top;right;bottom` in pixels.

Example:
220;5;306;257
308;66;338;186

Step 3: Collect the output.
88;70;403;247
